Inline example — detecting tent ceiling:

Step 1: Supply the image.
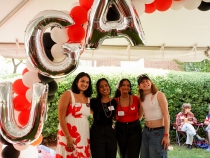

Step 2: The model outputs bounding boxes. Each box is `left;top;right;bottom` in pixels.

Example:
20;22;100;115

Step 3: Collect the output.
0;0;210;62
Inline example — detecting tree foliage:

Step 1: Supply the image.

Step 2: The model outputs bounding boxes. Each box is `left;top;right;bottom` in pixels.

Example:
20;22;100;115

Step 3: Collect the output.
174;59;210;72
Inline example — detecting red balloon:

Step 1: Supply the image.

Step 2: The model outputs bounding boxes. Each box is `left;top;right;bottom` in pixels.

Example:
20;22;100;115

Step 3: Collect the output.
13;95;31;111
79;0;94;11
154;0;172;12
22;68;29;76
145;2;156;13
18;110;30;126
12;79;28;95
70;6;87;25
67;24;85;42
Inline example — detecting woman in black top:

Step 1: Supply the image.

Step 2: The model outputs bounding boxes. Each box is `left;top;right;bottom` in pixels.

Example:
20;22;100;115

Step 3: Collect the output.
90;78;117;158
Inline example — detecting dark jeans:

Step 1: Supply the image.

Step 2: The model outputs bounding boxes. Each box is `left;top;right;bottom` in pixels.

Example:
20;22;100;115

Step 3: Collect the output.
115;120;142;158
90;124;117;158
141;126;168;158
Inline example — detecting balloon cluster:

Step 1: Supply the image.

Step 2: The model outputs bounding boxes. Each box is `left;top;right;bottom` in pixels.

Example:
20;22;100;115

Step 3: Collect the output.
12;60;57;127
0;134;42;158
43;0;93;63
132;0;210;15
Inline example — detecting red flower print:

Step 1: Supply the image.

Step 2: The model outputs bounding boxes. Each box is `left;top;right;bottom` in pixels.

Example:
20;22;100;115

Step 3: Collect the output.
78;152;86;157
66;104;82;118
56;154;63;158
85;145;90;158
67;124;80;140
66;104;73;116
58;130;65;136
72;104;82;118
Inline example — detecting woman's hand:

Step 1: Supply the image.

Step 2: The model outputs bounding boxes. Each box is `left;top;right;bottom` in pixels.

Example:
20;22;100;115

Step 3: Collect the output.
66;136;76;150
161;136;170;150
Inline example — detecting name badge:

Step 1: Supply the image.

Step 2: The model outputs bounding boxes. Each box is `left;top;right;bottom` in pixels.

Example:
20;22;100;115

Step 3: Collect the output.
118;111;124;116
108;106;115;111
75;103;81;107
131;107;135;110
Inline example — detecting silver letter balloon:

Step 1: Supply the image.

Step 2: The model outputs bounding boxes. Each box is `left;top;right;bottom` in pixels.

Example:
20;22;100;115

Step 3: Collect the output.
0;82;48;145
25;10;83;78
85;0;146;49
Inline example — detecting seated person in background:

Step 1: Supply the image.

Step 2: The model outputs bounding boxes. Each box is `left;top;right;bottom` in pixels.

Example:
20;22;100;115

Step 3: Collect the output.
176;103;204;149
204;104;210;150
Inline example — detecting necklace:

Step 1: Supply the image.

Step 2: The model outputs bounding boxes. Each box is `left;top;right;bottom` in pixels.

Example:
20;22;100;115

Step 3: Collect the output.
120;94;129;98
119;95;130;113
101;100;112;118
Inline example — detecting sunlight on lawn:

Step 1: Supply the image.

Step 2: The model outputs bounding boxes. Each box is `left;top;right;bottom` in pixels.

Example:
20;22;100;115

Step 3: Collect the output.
168;144;210;158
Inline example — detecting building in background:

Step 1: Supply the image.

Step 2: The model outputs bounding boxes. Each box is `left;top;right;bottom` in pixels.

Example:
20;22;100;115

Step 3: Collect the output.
79;58;180;71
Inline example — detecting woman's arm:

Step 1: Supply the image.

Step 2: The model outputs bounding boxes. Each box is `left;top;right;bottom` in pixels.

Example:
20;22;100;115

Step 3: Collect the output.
204;116;210;125
158;92;170;135
58;91;71;138
204;120;210;125
157;92;170;149
139;100;144;120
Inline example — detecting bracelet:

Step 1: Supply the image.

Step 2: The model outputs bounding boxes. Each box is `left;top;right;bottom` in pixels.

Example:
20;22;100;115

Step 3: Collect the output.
164;133;169;137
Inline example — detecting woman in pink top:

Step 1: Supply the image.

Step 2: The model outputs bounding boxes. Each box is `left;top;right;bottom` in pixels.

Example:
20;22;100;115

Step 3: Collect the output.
137;74;170;158
114;78;142;158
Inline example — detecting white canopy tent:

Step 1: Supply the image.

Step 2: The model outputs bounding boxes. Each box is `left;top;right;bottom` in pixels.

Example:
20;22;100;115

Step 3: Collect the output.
0;0;210;62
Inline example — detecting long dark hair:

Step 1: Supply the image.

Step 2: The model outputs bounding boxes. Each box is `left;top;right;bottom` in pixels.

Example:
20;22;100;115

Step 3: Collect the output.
114;78;132;98
95;78;111;100
71;72;93;97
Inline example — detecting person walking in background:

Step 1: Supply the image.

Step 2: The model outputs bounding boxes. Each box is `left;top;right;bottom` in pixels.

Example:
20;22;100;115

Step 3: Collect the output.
114;78;142;158
204;104;210;151
176;103;204;150
137;74;170;158
90;78;117;158
56;72;93;158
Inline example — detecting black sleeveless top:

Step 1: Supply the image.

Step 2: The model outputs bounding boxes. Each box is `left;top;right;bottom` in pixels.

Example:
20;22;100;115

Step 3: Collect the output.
90;98;117;125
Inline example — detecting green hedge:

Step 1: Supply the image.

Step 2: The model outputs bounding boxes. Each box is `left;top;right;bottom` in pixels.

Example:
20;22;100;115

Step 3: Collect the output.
42;67;210;142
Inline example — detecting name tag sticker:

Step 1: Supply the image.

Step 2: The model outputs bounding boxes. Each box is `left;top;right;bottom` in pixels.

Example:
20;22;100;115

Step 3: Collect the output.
118;111;124;116
131;107;135;110
75;103;81;107
108;106;115;111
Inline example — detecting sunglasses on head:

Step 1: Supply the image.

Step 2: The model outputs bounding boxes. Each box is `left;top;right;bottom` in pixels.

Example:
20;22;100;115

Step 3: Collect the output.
137;73;150;84
137;73;149;79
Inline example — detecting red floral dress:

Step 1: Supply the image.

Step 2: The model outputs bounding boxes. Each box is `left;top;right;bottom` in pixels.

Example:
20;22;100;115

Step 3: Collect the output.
56;90;90;158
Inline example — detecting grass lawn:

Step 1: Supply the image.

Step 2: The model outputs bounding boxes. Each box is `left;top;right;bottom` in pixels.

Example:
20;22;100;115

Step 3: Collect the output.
115;144;210;158
168;144;210;158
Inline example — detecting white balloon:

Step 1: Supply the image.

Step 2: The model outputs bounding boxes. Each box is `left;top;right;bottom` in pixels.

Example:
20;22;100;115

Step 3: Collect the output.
26;88;33;103
139;0;154;4
26;60;37;72
132;0;145;16
182;0;202;10
51;27;69;44
51;44;66;62
171;1;183;10
19;145;38;158
22;71;40;88
13;144;29;151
